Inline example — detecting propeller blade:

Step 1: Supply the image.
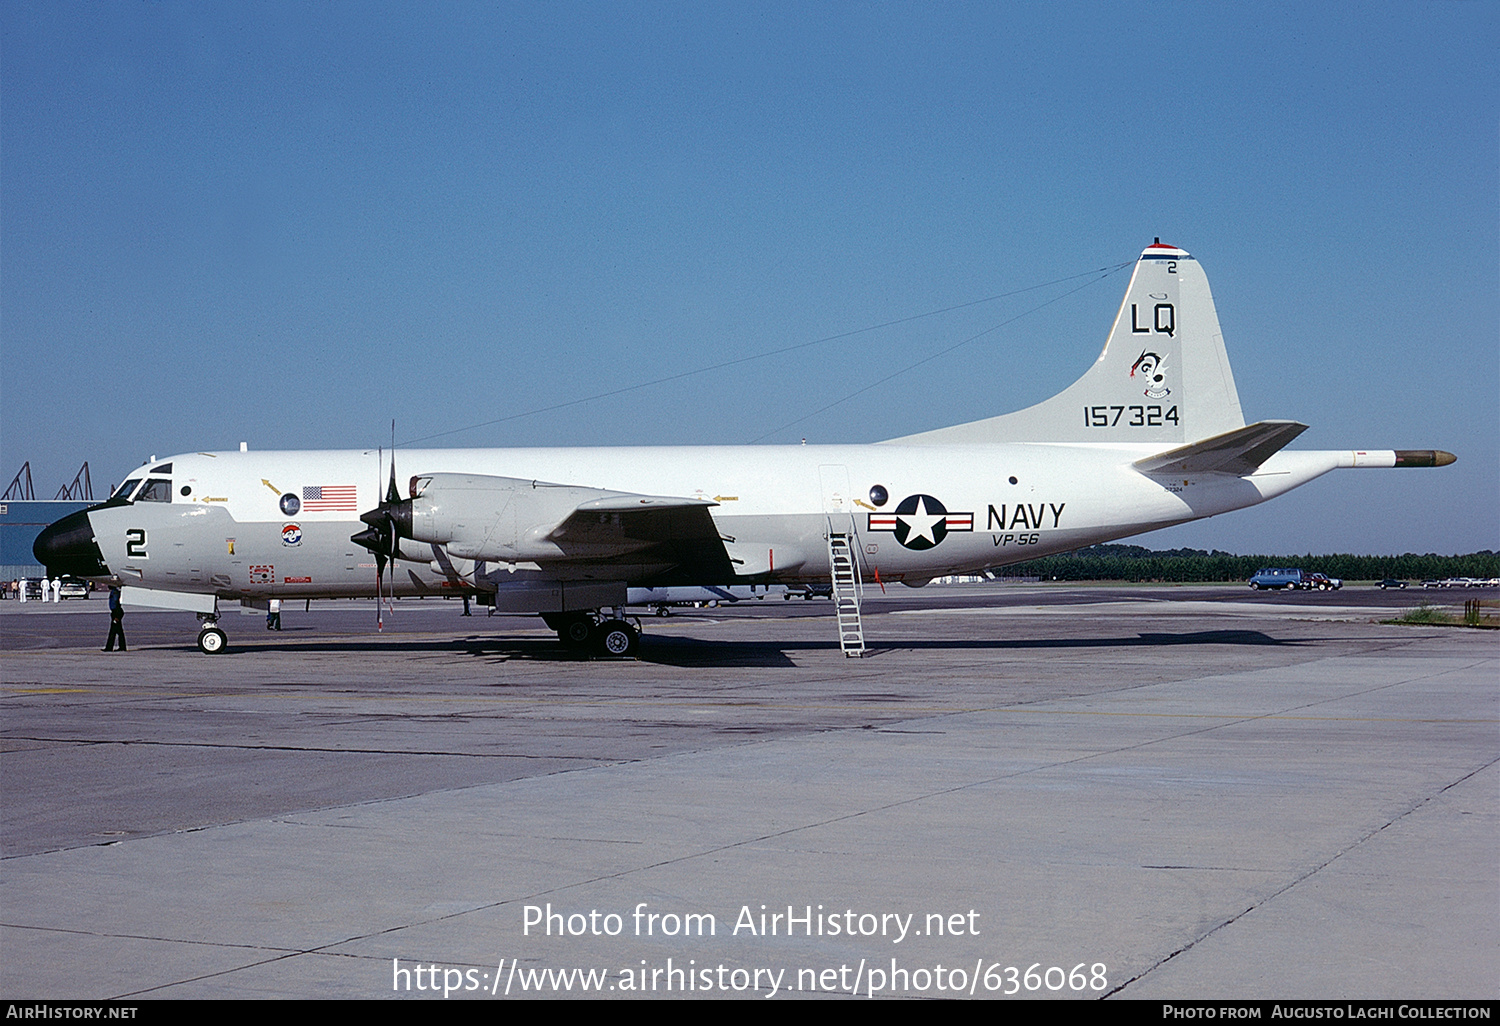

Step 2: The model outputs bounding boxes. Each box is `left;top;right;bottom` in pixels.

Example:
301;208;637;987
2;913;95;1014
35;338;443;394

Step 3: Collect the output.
384;422;399;622
354;432;406;632
378;445;389;631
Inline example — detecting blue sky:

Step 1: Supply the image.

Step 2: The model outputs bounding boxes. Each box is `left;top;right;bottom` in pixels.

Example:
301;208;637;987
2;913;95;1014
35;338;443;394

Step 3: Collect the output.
3;2;1495;555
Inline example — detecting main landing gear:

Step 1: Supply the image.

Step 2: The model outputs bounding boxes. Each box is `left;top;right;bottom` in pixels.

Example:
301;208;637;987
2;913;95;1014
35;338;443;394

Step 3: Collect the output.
540;610;641;658
196;613;227;654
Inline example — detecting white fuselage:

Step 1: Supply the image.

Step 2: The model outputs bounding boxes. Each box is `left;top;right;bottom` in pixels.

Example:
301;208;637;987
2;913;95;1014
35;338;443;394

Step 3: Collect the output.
85;443;1342;602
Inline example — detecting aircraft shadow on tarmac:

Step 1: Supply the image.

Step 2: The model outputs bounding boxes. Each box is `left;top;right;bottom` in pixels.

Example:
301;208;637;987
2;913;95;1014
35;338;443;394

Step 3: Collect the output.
633;629;1301;667
164;627;1299;669
630;630;1302;669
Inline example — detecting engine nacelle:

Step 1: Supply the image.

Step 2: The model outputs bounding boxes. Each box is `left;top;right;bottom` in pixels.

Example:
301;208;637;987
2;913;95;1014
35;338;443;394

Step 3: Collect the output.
401;473;679;563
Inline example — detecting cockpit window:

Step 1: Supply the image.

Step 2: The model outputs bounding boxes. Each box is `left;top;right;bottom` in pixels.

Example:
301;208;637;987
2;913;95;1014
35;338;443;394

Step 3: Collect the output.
135;478;173;503
112;478;142;500
149;463;173;474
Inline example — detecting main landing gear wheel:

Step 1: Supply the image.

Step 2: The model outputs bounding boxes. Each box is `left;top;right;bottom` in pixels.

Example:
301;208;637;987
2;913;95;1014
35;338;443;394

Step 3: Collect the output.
197;627;227;654
562;617;593;647
542;612;595;649
594;619;639;658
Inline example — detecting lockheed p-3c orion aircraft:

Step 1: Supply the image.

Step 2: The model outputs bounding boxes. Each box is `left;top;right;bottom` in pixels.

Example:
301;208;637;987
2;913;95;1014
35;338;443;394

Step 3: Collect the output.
35;241;1454;656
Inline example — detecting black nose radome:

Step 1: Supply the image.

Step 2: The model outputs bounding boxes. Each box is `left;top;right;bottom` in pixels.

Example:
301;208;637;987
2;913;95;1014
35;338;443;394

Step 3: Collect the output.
33;510;111;578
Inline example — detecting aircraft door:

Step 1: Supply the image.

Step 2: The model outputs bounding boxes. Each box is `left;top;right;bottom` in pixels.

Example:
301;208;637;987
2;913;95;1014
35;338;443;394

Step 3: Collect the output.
819;464;855;534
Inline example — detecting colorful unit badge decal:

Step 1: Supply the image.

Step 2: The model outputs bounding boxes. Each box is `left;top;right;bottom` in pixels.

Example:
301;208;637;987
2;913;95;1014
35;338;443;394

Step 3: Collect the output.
281;523;302;546
1130;350;1171;399
867;494;973;550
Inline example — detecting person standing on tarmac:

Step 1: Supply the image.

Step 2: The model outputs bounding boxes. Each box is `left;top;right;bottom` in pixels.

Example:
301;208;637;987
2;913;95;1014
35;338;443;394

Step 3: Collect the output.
267;597;282;631
104;587;127;652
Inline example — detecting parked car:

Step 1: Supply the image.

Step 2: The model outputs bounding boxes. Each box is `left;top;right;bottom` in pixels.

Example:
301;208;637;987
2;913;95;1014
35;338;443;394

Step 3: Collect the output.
1301;573;1342;591
58;576;90;599
1377;579;1409;589
1249;568;1304;590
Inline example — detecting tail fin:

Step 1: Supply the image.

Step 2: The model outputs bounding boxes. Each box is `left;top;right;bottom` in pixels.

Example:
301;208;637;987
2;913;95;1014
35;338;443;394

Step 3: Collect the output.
887;241;1245;445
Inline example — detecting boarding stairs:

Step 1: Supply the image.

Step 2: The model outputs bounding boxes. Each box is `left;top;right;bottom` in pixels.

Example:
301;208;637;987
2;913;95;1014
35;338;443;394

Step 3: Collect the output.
826;524;866;657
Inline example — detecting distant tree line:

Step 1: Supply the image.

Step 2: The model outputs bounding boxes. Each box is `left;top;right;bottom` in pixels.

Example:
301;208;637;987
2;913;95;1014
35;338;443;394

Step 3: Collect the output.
995;545;1500;583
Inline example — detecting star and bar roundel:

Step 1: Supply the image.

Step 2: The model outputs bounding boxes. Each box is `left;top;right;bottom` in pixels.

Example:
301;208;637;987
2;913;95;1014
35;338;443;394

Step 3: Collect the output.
867;494;974;550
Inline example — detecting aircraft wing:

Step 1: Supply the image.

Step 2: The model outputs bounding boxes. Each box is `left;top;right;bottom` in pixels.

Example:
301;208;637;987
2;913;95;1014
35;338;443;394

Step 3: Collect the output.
544;493;737;580
396;474;737;581
1132;420;1309;476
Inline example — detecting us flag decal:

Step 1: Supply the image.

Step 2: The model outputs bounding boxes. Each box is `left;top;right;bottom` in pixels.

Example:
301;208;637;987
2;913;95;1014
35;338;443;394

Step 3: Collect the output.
301;485;358;512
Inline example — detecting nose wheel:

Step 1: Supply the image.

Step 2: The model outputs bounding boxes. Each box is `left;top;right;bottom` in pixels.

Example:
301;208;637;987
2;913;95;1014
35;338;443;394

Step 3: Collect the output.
195;612;227;654
197;625;227;654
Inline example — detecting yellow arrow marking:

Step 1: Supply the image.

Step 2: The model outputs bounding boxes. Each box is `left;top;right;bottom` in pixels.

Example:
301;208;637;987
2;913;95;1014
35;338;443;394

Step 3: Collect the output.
261;479;281;496
713;495;739;502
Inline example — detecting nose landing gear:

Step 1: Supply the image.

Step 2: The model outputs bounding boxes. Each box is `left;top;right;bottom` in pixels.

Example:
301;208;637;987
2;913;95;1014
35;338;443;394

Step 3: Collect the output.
196;612;227;654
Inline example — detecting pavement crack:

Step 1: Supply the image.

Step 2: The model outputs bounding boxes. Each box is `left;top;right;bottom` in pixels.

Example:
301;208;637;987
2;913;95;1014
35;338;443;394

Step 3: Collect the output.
1104;755;1499;998
0;734;606;759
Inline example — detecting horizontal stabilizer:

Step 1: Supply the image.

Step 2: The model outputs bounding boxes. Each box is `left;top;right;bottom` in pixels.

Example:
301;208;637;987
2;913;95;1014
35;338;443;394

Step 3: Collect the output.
1133;420;1309;476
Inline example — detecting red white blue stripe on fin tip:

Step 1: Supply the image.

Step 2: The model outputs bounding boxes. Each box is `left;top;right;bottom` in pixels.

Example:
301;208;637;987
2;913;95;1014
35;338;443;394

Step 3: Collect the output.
1141;239;1190;259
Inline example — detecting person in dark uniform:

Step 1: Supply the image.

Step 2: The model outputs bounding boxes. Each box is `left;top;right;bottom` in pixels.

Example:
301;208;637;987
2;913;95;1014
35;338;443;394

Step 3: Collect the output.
104;587;127;652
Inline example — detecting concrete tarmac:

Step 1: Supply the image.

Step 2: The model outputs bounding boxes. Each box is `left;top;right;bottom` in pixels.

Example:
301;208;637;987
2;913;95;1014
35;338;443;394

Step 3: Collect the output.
1;585;1495;999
